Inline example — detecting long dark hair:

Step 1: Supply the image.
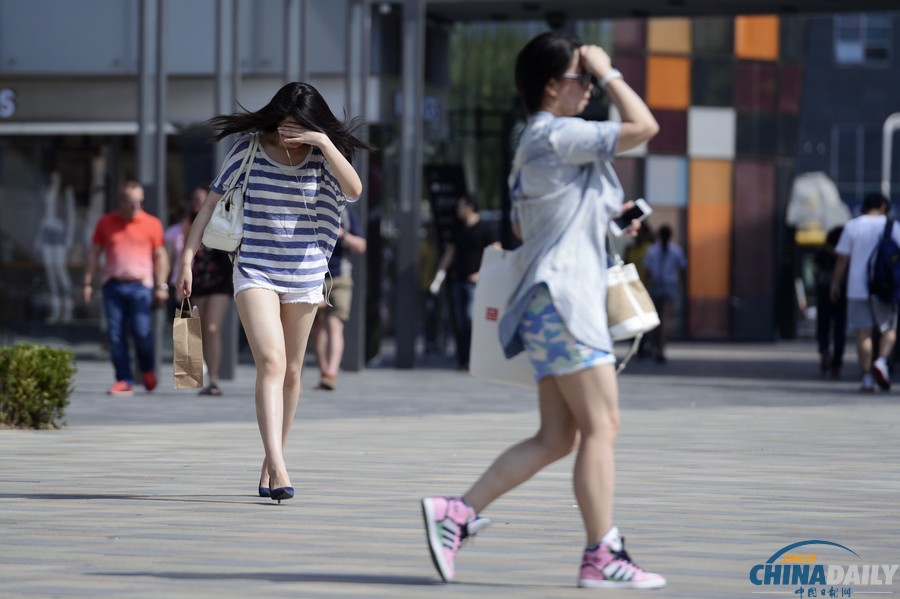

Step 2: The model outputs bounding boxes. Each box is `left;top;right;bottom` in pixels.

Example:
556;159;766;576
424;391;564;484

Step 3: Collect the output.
659;224;672;254
207;82;374;160
515;32;582;114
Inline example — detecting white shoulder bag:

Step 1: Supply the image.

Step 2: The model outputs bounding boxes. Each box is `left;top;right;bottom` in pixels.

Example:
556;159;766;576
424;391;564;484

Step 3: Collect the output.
202;134;259;252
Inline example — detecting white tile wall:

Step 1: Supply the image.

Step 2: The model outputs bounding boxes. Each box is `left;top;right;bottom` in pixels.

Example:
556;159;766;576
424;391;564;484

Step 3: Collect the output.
645;155;688;207
688;106;736;159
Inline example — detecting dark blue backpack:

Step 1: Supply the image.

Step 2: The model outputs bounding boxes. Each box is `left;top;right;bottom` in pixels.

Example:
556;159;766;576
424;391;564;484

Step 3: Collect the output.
867;218;900;304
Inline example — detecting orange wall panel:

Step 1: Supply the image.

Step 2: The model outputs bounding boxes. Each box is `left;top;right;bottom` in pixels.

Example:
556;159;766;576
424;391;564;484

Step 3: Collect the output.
688;160;733;299
647;18;692;54
734;15;780;60
646;56;691;110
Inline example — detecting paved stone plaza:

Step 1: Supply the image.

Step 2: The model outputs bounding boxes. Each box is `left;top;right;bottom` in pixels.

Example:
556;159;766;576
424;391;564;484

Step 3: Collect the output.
1;341;898;598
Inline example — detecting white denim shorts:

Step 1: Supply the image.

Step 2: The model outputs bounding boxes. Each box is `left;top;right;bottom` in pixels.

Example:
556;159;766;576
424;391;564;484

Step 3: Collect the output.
233;267;324;305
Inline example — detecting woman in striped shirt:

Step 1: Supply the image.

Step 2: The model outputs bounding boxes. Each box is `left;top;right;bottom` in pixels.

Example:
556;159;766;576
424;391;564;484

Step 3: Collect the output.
178;82;372;502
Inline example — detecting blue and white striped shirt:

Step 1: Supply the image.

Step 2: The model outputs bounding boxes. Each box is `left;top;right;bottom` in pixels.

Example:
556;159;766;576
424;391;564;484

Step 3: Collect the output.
210;134;350;293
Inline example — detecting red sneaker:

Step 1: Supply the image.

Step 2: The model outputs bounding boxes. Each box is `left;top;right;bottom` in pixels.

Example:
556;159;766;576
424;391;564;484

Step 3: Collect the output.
107;381;134;396
142;371;158;392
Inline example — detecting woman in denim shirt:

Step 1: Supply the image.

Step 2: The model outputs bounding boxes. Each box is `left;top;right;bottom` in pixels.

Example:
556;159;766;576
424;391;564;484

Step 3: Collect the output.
422;32;662;588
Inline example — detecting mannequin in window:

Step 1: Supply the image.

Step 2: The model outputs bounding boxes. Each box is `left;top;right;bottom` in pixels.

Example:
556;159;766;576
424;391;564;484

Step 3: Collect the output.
34;171;75;323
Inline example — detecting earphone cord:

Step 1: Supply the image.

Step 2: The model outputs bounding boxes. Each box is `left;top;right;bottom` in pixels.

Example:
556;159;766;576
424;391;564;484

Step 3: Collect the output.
281;135;333;306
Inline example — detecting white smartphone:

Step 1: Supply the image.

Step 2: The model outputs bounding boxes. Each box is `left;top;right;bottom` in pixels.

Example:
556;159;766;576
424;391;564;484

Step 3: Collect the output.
609;198;652;236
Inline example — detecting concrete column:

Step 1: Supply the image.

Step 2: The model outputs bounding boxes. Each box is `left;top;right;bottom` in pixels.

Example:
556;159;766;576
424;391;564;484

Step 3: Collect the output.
343;0;371;371
137;0;167;219
137;0;157;189
283;0;308;84
395;0;425;368
138;0;166;372
214;0;240;381
154;0;167;227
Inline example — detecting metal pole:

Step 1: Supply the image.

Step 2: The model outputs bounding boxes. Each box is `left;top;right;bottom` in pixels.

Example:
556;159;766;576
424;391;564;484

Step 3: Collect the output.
154;0;168;374
343;0;371;371
882;113;900;199
138;0;163;373
283;0;307;83
155;0;167;227
231;0;241;107
395;0;425;368
137;0;156;187
215;0;239;381
300;0;308;82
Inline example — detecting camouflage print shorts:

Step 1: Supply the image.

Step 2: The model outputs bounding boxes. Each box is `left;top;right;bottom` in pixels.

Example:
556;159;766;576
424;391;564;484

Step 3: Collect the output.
519;284;616;382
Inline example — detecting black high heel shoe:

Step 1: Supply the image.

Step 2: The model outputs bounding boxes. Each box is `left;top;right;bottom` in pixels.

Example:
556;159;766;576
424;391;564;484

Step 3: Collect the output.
270;486;294;504
258;486;271;498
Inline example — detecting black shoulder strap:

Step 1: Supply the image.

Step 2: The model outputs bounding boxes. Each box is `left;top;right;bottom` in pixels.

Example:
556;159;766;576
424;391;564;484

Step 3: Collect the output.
884;217;894;240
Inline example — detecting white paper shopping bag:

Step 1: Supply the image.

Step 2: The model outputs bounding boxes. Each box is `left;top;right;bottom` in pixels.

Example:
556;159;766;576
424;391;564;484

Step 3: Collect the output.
469;246;536;389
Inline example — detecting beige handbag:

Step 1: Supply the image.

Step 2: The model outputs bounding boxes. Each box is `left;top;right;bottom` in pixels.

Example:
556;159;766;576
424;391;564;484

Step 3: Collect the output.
605;244;660;372
606;256;659;341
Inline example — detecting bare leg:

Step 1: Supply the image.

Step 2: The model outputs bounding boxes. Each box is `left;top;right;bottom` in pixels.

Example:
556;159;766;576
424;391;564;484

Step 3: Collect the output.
858;330;873;374
462;363;619;545
257;300;318;489
280;300;318;442
553;363;621;545
463;376;578;513
312;311;328;376
655;299;671;360
195;294;231;385
236;289;291;490
878;328;896;360
324;315;345;378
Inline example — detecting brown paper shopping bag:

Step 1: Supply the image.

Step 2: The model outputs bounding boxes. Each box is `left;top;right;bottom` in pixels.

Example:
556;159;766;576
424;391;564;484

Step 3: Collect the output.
173;298;204;388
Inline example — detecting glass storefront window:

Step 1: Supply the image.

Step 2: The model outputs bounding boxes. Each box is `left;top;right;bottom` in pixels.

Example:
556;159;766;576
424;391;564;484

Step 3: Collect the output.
0;133;207;352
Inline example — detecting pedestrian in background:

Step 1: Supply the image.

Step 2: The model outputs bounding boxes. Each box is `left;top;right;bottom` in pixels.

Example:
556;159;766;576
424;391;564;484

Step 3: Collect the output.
312;204;366;391
831;192;899;392
642;224;686;363
177;82;372;502
187;185;234;396
166;186;234;395
814;226;846;378
429;194;499;370
83;181;168;396
164;199;192;312
421;32;664;589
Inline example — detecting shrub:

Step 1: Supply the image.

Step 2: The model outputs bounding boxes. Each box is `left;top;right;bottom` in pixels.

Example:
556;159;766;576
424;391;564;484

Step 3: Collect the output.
0;344;75;429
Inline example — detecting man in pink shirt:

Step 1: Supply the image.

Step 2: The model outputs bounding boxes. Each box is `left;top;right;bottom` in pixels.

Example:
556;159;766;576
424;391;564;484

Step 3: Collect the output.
83;181;169;396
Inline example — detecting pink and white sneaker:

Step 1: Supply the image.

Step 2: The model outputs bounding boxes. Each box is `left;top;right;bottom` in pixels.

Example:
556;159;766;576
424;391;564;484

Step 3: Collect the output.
578;526;666;589
421;496;491;582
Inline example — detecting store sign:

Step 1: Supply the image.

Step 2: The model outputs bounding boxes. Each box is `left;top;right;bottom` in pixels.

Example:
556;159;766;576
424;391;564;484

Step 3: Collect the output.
0;88;16;119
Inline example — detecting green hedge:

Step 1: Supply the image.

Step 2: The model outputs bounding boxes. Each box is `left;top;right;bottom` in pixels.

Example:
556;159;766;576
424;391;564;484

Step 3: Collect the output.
0;344;75;429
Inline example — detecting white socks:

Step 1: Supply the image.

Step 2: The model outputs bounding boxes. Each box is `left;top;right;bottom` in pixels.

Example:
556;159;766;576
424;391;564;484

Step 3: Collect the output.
600;525;623;552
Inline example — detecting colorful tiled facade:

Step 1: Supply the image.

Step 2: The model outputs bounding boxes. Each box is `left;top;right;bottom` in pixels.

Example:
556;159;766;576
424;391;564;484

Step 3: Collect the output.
612;16;799;339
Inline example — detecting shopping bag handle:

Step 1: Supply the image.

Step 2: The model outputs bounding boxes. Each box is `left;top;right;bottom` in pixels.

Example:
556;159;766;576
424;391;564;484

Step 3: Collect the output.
178;297;195;318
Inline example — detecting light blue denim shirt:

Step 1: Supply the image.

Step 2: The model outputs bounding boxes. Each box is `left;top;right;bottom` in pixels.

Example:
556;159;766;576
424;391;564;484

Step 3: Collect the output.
500;111;623;358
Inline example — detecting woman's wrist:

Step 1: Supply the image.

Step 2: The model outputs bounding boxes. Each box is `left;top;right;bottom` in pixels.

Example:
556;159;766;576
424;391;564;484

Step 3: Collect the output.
599;68;623;89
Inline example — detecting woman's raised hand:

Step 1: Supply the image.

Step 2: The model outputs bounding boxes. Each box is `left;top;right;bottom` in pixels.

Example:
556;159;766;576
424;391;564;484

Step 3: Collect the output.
278;124;327;149
579;45;612;78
